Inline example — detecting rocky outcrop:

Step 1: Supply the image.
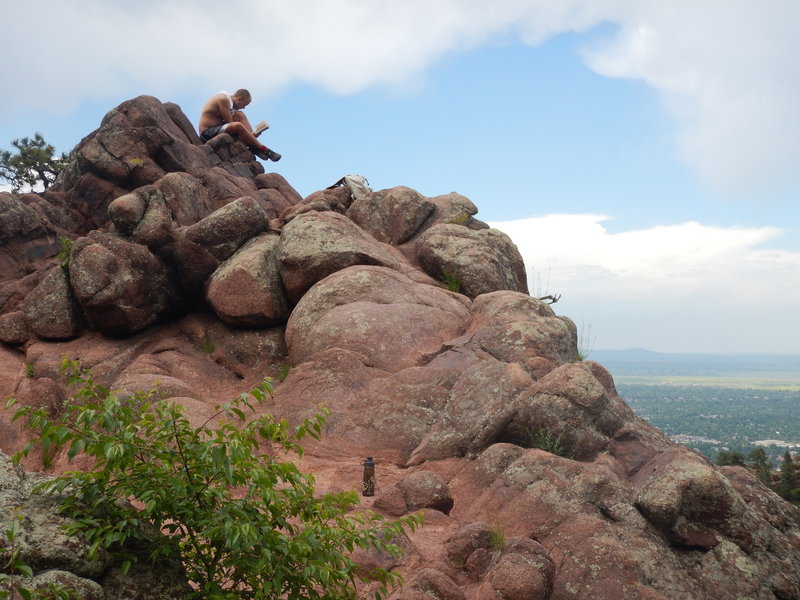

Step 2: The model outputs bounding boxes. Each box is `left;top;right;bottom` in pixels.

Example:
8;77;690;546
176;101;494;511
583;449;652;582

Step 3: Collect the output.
415;224;528;299
0;452;188;599
20;266;81;340
1;95;798;600
285;266;470;371
0;192;81;279
206;233;289;327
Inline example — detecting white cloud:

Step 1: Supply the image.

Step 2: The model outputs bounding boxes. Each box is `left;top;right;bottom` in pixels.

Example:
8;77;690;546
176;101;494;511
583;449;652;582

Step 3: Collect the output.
5;1;798;191
6;0;800;202
491;214;800;352
580;1;800;193
7;1;800;193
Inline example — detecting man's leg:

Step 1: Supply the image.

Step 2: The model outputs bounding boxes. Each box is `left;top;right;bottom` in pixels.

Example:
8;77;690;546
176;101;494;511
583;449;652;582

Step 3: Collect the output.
232;111;254;131
226;122;265;150
226;122;281;161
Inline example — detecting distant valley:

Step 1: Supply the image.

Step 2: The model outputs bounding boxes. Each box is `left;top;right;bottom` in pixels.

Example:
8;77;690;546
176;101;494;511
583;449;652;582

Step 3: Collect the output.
592;349;800;464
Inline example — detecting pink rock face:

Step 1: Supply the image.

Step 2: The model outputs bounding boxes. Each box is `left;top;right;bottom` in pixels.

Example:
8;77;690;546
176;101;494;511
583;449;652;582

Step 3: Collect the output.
285;265;470;371
277;210;433;303
21;266;81;340
347;185;436;245
206;234;288;327
415;224;529;298
0;95;798;600
69;231;180;336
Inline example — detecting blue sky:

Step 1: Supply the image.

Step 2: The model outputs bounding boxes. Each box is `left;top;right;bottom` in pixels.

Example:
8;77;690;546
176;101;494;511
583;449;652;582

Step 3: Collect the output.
2;1;799;354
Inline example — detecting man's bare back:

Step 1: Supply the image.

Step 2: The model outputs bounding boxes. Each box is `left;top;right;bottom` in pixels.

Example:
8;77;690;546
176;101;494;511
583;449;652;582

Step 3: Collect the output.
197;89;281;161
198;92;243;132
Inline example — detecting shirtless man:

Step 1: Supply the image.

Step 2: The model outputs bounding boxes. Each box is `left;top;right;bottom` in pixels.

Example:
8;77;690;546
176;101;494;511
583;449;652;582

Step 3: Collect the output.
198;89;281;161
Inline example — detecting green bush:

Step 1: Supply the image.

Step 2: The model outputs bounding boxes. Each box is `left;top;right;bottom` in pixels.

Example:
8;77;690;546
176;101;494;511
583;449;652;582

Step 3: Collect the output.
198;332;216;354
10;359;420;600
525;427;572;459
56;238;73;271
488;525;505;550
441;269;461;293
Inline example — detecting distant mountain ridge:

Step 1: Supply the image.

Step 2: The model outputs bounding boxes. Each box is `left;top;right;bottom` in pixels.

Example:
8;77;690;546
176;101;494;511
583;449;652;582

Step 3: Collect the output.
592;348;800;378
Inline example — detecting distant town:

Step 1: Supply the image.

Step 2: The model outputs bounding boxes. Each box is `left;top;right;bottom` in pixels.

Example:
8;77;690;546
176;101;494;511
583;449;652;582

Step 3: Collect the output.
592;349;800;465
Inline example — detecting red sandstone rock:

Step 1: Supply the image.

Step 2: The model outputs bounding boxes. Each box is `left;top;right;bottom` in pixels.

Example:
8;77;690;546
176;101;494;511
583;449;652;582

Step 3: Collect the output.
285;265;470;371
69;231;180;336
347;186;436;245
415;224;528;298
206;233;289;327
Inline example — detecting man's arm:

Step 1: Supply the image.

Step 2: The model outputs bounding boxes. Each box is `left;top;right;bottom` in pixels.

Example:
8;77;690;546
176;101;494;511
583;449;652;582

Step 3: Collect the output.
214;94;234;124
198;93;234;131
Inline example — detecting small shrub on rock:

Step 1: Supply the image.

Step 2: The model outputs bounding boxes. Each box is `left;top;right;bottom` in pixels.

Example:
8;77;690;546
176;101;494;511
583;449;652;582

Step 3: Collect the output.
56;237;73;271
441;269;462;293
524;427;573;459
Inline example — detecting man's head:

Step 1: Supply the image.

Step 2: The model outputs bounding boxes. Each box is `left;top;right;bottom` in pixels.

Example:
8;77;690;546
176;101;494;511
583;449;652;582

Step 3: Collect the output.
231;89;252;109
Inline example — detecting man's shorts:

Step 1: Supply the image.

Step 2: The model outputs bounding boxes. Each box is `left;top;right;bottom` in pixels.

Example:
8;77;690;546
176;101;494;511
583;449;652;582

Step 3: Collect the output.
199;123;229;142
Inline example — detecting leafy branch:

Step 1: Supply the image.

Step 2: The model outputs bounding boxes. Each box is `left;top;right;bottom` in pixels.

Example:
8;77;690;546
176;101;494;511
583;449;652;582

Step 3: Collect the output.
9;358;421;600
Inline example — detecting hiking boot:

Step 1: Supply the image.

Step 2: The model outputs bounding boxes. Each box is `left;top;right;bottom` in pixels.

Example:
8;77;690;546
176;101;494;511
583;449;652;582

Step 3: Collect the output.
253;121;270;137
252;147;282;162
264;148;281;161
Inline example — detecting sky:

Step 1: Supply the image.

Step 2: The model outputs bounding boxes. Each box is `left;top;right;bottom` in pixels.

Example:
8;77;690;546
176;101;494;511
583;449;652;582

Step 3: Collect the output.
2;0;799;354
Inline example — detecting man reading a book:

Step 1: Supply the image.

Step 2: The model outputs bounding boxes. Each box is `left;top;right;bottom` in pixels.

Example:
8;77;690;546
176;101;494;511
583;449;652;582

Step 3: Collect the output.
198;89;280;161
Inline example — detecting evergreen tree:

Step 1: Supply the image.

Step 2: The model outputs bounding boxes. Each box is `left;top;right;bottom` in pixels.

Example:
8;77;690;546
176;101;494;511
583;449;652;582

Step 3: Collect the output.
747;447;772;484
778;451;798;502
716;450;746;467
0;133;66;193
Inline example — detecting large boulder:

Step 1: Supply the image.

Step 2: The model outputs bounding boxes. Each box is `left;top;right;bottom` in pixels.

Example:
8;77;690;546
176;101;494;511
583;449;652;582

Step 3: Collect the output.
0;193;48;241
170;196;268;294
279;186;353;224
475;537;555;600
0;193;76;279
407;357;533;465
632;448;755;550
155;172;219;226
108;185;180;250
426;191;488;230
285;266;470;371
272;351;459;461
205;233;289;327
66;95;208;190
0;310;30;345
175;196;268;263
69;231;181;336
415;224;528;298
21;266;81;340
253;172;304;220
499;362;630;463
396;470;454;514
462;292;577;363
347;186;437;245
277;211;433;303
